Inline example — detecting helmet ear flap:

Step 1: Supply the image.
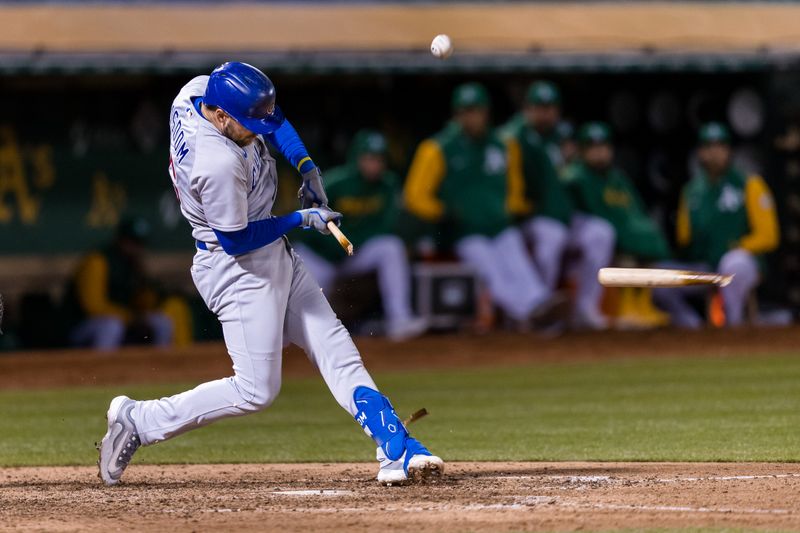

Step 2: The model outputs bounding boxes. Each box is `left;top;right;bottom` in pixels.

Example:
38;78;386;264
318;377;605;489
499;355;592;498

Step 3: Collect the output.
269;105;285;125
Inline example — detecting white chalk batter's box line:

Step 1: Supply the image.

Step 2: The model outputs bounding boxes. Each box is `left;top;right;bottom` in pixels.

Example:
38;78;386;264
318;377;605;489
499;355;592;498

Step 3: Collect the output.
657;473;800;482
482;473;800;485
538;499;791;516
256;486;797;516
259;497;793;516
270;489;354;496
291;472;800;484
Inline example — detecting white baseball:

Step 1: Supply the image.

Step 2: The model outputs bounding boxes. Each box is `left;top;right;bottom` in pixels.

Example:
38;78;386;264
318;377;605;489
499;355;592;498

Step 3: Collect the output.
430;34;453;59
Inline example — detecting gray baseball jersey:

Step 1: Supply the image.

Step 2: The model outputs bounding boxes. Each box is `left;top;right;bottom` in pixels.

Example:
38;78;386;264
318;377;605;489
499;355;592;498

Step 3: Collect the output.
135;79;379;450
168;76;278;245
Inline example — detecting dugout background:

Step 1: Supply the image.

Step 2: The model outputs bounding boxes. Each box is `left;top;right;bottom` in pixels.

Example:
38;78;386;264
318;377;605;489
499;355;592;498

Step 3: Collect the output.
1;68;797;306
1;1;800;312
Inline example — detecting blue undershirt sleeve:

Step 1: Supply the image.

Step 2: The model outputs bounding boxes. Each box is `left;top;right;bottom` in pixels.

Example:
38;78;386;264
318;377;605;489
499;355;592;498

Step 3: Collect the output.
213;212;303;256
265;119;317;174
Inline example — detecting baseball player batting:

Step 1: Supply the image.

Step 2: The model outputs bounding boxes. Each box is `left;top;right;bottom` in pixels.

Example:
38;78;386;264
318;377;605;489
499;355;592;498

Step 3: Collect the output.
97;62;443;486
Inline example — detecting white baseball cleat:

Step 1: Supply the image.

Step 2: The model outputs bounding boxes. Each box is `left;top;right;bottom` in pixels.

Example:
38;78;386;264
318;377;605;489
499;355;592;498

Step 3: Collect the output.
406;453;445;483
572;308;610;331
97;395;141;486
386;317;428;342
376;438;445;485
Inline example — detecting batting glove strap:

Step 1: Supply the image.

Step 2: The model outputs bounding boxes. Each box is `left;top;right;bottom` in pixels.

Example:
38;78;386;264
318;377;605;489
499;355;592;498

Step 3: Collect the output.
298;166;329;209
353;386;409;461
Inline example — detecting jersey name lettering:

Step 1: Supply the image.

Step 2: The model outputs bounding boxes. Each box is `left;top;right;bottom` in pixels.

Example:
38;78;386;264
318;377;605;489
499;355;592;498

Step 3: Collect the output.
170;109;190;165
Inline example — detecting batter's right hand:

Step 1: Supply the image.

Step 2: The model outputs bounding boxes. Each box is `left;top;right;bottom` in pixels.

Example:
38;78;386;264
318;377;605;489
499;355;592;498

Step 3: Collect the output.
298;167;329;209
298;206;343;235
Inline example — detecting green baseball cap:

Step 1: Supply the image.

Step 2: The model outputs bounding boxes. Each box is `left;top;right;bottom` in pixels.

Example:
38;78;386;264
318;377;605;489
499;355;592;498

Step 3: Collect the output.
578;121;612;145
350;129;388;159
526;81;561;106
698;122;731;145
451;82;490;111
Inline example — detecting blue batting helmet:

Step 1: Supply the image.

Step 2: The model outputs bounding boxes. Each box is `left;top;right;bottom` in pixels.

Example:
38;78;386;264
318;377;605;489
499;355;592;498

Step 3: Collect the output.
203;62;285;135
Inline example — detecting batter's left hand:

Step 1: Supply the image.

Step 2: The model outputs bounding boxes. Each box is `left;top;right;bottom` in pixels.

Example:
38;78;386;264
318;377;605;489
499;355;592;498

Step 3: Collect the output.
298;166;329;209
298;206;342;235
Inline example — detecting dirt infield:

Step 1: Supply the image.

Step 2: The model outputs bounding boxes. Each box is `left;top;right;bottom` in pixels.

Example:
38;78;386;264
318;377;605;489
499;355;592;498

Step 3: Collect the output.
3;326;800;390
2;462;799;532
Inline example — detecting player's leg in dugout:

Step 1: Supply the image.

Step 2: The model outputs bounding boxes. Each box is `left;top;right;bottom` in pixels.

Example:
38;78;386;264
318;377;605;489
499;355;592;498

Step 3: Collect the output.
132;239;292;445
456;228;548;321
144;312;174;346
70;316;126;350
651;260;711;329
284;246;377;415
336;235;418;329
523;216;569;290
570;214;615;325
718;248;759;327
493;227;551;315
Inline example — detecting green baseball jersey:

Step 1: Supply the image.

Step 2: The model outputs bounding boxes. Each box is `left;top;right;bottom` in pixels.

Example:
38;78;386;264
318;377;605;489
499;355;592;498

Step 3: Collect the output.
502;117;573;224
496;113;526;144
299;164;402;263
563;161;670;261
677;167;779;266
500;113;564;169
404;122;512;241
531;129;563;171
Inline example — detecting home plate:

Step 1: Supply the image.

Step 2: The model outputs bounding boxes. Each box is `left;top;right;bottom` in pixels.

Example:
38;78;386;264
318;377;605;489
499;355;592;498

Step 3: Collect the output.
270;489;353;496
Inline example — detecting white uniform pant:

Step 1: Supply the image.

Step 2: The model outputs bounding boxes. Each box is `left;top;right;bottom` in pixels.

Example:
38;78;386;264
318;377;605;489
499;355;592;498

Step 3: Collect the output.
524;215;616;318
653;248;760;329
132;238;377;446
293;235;414;325
455;227;549;321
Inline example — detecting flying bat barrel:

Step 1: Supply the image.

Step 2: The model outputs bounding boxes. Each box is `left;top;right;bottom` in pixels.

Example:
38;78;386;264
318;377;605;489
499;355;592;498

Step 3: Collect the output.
598;268;734;288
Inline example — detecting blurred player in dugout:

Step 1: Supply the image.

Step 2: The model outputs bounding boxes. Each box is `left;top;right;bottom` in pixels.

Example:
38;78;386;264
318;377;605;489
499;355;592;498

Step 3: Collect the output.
502;81;615;330
403;82;562;327
653;122;779;328
62;217;192;350
501;81;575;170
562;121;672;328
293;129;427;341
